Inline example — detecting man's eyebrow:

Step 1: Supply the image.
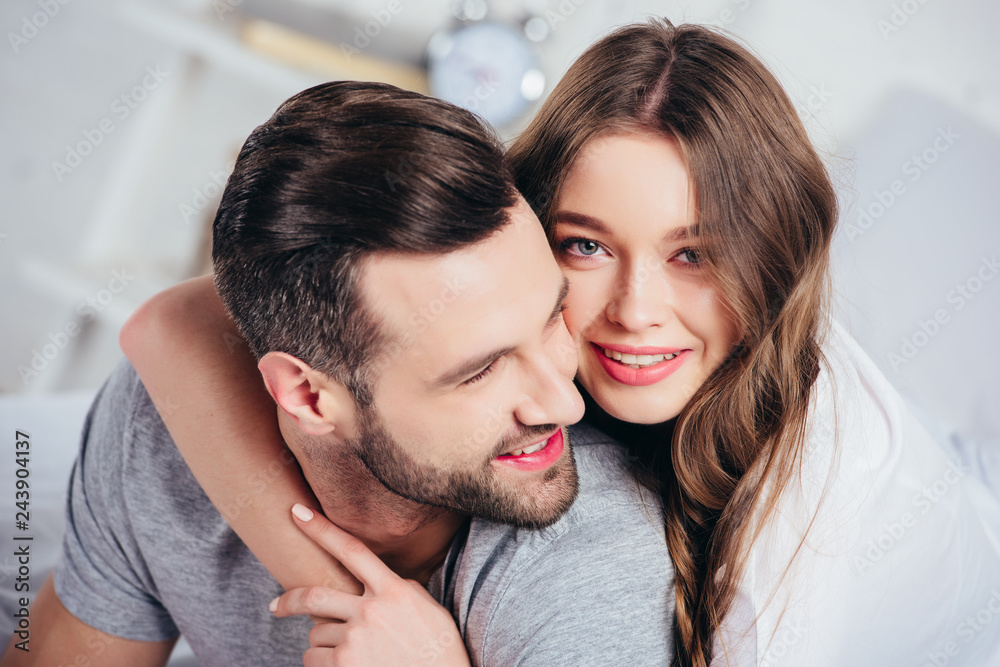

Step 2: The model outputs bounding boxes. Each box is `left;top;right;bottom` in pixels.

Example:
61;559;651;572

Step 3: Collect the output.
555;210;697;244
430;275;569;389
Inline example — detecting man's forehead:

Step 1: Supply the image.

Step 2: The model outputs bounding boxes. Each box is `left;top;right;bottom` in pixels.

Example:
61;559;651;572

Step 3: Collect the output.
363;269;517;341
360;244;492;329
358;214;560;372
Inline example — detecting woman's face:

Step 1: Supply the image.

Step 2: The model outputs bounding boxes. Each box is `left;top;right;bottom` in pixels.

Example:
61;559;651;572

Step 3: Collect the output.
552;130;741;424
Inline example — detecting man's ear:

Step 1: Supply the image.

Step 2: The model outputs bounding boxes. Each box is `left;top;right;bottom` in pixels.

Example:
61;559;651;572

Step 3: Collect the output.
257;352;357;437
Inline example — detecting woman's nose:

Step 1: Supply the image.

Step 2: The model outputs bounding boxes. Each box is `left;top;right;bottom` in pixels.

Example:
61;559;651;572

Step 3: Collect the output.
605;259;672;333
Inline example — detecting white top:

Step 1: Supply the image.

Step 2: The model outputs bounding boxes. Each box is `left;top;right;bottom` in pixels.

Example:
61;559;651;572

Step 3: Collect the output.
715;319;1000;667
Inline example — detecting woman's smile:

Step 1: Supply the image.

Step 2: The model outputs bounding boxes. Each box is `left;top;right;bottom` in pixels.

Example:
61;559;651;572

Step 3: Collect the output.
589;342;692;386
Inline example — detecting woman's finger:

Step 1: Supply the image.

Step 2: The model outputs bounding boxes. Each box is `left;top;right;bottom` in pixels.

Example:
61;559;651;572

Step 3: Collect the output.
291;504;395;594
271;586;360;620
302;646;338;667
308;620;348;649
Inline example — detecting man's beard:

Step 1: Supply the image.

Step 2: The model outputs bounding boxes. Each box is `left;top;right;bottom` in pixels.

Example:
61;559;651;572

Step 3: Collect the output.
347;406;580;530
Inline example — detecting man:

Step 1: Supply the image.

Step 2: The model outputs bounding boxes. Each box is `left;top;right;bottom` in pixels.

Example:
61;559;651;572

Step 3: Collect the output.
2;82;673;666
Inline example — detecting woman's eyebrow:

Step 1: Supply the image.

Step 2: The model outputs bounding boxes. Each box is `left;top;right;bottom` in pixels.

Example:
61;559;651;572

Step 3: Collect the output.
663;225;696;243
552;211;611;234
555;210;697;243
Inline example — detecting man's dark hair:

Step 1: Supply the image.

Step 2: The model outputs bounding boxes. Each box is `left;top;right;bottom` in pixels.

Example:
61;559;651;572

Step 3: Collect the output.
212;81;518;405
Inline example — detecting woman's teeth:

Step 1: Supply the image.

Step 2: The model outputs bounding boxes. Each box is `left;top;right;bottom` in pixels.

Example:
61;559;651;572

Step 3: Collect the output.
602;347;678;369
506;440;547;457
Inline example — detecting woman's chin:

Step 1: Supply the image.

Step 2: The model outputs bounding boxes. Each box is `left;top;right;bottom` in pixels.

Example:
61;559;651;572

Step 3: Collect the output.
583;379;685;425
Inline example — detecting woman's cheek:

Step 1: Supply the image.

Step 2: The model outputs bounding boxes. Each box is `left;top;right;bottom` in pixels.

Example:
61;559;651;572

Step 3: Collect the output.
682;284;739;371
563;274;611;338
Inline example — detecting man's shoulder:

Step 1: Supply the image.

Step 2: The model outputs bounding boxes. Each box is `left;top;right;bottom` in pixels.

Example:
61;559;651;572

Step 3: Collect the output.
80;358;200;500
448;423;673;665
83;358;233;530
89;356;152;432
86;357;174;452
565;421;650;508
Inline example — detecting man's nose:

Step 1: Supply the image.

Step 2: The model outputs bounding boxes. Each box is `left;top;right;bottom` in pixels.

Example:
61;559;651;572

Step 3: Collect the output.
513;321;585;427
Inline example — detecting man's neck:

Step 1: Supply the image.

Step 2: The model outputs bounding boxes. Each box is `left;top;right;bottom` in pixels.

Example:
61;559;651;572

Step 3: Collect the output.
280;414;467;585
336;507;469;585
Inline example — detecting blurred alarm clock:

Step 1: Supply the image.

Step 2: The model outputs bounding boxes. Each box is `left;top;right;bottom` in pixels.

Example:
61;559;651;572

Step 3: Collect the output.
427;16;546;129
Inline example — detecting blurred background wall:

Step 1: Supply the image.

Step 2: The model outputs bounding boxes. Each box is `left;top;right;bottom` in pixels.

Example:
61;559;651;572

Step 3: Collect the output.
1;0;998;443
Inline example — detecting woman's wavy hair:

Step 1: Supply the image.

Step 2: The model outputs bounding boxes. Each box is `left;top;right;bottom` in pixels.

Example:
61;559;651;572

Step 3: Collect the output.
509;19;837;666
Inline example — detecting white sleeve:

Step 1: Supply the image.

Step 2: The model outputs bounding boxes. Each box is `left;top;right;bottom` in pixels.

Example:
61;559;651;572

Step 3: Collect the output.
716;325;1000;666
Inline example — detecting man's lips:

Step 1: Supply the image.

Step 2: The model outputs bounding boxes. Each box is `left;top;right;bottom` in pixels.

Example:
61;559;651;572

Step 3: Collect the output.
591;342;690;387
494;428;565;471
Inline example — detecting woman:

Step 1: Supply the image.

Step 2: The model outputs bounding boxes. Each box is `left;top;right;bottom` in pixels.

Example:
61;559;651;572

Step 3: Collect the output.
122;19;1000;666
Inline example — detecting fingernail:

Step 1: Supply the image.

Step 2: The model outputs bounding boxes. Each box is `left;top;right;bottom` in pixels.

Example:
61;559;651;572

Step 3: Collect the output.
269;596;279;613
292;504;314;522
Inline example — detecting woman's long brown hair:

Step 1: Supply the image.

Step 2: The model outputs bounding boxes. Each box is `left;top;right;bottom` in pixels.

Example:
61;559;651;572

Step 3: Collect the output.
509;19;838;666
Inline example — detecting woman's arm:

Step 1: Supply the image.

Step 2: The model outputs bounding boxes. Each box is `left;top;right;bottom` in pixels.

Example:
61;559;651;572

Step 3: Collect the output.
120;275;360;594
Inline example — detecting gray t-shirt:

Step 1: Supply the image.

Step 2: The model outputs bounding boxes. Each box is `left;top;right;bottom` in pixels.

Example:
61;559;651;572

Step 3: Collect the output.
54;360;674;666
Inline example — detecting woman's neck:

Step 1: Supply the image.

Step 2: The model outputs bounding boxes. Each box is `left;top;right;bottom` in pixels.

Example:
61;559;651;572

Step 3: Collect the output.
578;382;676;487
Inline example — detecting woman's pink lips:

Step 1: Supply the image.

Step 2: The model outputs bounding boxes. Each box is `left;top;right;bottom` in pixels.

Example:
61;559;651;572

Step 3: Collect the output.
597;342;684;356
494;428;564;471
591;342;690;387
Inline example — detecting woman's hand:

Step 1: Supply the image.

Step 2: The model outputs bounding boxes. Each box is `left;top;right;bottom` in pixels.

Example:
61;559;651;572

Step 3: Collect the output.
270;504;471;667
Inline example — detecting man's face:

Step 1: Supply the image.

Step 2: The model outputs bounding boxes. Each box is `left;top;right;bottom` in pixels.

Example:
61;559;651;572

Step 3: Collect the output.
349;198;586;529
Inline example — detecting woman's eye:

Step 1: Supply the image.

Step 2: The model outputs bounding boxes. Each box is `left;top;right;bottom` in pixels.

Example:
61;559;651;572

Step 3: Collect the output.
560;238;606;257
674;248;702;265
